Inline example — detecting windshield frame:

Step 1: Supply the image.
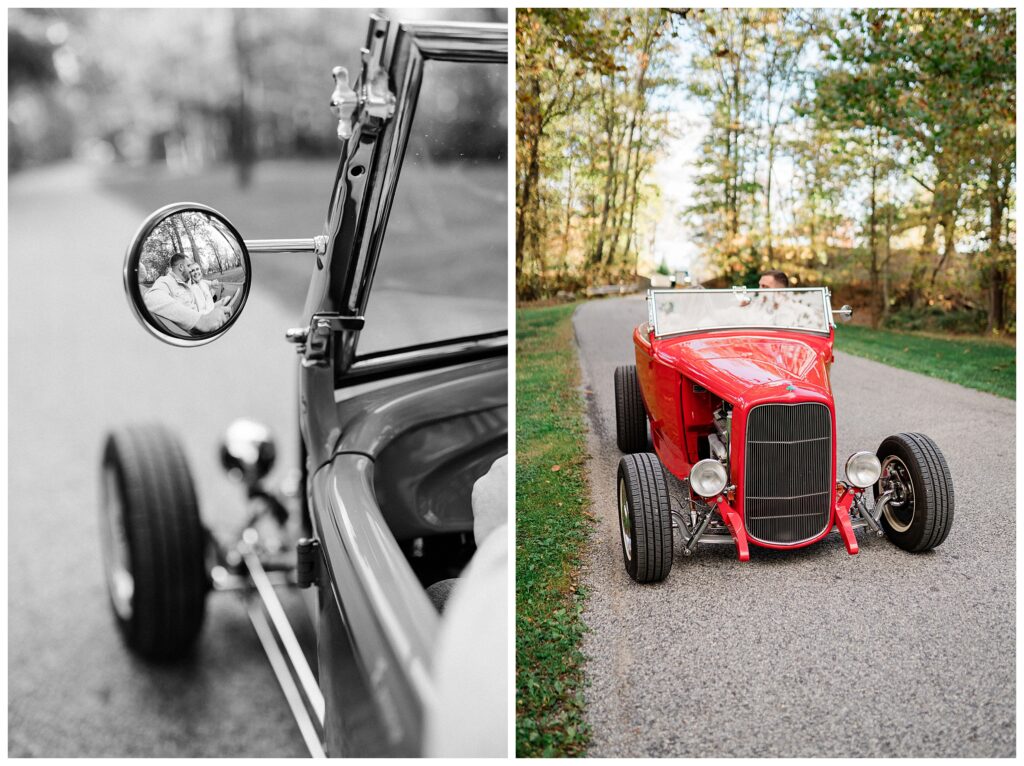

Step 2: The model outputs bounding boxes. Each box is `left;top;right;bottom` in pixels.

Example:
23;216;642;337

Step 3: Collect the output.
320;18;508;385
648;287;834;339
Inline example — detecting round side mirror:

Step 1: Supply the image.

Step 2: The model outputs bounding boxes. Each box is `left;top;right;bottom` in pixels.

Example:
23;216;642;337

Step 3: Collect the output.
124;203;251;346
836;304;854;322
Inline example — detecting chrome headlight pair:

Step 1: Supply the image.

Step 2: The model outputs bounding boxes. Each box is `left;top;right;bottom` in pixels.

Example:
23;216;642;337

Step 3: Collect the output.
689;452;880;497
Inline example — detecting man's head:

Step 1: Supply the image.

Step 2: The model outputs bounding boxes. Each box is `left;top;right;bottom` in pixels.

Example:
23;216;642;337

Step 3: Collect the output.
759;270;789;289
188;261;203;283
169;253;188;281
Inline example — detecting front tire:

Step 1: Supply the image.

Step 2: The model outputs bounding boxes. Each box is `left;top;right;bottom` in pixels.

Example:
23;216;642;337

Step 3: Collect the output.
614;365;648;453
875;432;954;552
99;424;209;659
617;453;673;582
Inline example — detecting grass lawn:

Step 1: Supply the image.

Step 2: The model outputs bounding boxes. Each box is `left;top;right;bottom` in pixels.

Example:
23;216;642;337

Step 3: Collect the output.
835;324;1016;399
516;303;593;757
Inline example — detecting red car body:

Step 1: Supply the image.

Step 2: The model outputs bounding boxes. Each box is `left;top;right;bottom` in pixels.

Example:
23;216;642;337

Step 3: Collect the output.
632;322;862;559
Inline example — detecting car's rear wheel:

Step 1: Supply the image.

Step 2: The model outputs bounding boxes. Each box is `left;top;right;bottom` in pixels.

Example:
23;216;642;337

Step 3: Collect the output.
875;432;954;552
100;424;209;659
617;453;673;583
614;365;648;453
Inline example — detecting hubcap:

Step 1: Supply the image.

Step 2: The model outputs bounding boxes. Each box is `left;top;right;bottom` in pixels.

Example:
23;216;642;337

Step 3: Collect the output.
100;466;134;620
880;455;915;533
618;477;632;561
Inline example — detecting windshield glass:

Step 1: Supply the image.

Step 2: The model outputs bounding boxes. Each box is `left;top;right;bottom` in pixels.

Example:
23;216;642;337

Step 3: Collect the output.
358;59;507;355
650;288;831;337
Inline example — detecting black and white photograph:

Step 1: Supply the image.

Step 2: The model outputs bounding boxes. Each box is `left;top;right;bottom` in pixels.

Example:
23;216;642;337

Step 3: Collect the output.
9;7;509;757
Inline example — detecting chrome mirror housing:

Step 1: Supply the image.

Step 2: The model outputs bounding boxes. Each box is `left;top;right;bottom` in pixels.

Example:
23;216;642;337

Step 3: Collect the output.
124;203;252;346
834;304;854;322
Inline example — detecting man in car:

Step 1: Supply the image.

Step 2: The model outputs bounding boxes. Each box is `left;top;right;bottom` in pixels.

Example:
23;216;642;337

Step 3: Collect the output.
754;269;820;330
758;269;789;289
144;253;232;334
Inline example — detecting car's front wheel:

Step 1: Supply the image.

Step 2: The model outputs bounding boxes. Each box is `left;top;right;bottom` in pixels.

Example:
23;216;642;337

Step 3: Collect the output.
875;432;954;552
99;424;209;659
617;453;673;583
614;365;648;453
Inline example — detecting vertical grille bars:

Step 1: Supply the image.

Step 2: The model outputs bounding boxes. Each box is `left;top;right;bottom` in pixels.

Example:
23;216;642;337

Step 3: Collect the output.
744;403;832;545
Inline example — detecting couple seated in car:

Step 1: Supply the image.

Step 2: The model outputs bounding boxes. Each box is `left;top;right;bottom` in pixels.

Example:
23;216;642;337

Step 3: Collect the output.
143;253;233;335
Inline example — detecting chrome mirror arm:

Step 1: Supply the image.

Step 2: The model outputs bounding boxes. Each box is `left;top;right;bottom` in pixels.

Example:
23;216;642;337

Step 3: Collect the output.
244;236;328;255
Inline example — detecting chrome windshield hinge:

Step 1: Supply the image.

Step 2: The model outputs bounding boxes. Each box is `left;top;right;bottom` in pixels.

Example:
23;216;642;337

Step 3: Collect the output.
330;15;395;142
286;313;365;365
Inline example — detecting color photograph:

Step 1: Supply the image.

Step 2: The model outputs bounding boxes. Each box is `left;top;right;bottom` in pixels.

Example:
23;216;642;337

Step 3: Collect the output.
515;7;1015;757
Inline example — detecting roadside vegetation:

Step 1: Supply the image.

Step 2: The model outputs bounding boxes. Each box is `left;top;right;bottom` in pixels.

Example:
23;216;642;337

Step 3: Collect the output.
516;303;592;757
835;325;1015;400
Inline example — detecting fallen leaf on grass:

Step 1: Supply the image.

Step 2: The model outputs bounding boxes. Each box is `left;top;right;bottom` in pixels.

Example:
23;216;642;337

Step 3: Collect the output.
551;465;561;472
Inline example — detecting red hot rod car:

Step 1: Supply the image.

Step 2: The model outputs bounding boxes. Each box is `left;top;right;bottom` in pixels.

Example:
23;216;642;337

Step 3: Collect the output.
614;287;954;583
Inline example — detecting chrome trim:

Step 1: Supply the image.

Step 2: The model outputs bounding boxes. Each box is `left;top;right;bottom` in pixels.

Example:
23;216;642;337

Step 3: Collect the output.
241;539;325;756
246;604;325;758
744;402;833;546
859;489;890;537
245;236;327;255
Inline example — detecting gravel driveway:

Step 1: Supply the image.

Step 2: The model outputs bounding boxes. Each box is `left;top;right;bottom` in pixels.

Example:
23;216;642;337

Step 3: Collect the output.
574;295;1015;758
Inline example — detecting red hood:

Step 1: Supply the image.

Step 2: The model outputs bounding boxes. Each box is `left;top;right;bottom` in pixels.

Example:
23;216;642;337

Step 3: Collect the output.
652;331;834;407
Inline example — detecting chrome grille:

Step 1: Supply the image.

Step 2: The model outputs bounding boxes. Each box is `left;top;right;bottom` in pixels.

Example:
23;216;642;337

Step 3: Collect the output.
744;403;832;545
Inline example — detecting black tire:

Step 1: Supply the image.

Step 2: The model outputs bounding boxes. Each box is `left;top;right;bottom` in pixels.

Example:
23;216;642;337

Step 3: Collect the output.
99;424;208;659
616;453;673;582
875;432;954;552
614;365;648;453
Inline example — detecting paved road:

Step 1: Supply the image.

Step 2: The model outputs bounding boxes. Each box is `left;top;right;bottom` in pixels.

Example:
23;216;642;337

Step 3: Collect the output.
8;163;313;756
575;295;1015;758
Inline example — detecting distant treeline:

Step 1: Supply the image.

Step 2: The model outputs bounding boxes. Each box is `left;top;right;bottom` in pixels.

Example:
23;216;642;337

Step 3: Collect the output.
9;8;506;179
516;8;1015;334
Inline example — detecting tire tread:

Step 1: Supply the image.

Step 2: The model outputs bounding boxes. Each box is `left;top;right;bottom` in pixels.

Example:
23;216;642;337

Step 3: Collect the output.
103;424;207;660
618;453;673;582
614;366;648;453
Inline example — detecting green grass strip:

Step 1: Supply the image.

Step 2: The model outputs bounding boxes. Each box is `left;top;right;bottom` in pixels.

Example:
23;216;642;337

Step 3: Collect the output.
516;303;593;757
835;324;1015;399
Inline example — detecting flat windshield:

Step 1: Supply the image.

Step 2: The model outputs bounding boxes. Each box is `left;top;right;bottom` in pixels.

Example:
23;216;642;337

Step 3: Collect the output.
358;59;506;356
650;288;831;337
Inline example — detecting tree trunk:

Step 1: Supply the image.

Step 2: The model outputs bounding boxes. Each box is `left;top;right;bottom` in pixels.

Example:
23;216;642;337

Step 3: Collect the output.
516;75;542;281
986;155;1009;333
591;76;618;269
929;210;956;289
867;153;880;328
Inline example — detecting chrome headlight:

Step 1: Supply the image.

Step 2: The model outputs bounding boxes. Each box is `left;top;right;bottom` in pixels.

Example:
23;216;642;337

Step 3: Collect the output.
845;451;881;488
689;459;728;498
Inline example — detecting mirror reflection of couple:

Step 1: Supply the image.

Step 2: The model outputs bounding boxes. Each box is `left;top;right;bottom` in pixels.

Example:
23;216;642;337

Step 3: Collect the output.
143;253;234;334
